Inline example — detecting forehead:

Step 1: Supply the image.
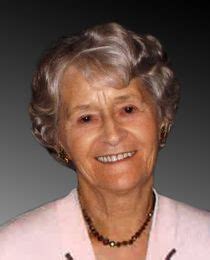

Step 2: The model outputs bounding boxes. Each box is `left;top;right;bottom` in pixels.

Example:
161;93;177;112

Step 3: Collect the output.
60;66;153;107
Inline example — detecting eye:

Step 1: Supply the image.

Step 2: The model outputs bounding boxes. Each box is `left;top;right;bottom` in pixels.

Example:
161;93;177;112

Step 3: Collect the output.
123;105;137;114
79;115;92;123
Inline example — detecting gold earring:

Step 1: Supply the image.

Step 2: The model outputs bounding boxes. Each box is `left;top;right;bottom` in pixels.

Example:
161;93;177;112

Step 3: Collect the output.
160;125;168;148
58;147;70;164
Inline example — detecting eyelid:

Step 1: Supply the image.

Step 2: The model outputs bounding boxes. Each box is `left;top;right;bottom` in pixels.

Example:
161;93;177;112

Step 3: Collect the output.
124;102;146;110
122;104;138;110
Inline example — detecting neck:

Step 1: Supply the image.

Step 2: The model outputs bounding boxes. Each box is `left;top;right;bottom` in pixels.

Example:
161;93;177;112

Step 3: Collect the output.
77;177;154;242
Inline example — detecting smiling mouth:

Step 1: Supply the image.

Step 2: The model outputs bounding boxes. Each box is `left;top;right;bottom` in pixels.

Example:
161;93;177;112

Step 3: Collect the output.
96;151;136;163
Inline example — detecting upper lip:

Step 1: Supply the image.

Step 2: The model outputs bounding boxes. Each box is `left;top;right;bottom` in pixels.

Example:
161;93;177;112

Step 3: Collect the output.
96;150;136;158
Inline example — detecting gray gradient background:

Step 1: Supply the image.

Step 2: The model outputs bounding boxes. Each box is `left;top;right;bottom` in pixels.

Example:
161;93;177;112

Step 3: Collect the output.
0;2;209;225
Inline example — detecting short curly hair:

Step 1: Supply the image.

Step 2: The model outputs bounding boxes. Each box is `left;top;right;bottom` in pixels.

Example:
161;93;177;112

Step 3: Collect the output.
28;22;181;168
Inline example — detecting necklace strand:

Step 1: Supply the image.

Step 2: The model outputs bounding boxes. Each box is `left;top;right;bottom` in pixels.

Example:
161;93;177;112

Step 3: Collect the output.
81;191;156;248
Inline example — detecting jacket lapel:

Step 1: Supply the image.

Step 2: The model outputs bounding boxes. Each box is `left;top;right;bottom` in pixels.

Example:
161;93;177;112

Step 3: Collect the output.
55;189;96;260
145;189;178;260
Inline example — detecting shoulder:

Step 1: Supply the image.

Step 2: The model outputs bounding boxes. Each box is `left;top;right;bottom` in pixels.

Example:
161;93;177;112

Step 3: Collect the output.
0;197;57;236
158;193;210;227
157;192;210;256
0;190;76;259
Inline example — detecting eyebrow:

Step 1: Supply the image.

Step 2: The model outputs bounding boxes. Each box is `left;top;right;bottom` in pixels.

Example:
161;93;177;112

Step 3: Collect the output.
114;94;141;102
68;94;141;116
70;104;93;114
66;104;94;119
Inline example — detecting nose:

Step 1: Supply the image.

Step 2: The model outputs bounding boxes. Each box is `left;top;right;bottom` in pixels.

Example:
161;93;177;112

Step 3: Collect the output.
102;116;127;146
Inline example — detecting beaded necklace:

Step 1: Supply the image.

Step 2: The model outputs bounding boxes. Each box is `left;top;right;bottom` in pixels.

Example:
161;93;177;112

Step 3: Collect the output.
81;191;156;248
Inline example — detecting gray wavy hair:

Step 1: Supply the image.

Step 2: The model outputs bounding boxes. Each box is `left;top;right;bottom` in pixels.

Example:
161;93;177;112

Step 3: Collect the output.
29;22;181;168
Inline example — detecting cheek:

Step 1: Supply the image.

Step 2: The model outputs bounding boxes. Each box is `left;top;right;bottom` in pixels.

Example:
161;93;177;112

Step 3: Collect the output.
130;115;159;145
63;125;97;158
141;122;159;170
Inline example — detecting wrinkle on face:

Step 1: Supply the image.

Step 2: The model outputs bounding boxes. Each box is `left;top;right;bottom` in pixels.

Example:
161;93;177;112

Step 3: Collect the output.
57;65;161;194
59;65;158;124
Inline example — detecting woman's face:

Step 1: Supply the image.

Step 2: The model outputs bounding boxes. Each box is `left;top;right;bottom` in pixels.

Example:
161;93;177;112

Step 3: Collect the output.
58;67;161;193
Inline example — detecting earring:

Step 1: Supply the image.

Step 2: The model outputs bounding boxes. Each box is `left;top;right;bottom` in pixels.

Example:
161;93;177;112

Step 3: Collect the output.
58;147;70;164
160;125;168;148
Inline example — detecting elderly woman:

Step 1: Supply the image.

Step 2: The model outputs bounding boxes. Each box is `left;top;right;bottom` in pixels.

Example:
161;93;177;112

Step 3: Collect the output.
0;22;209;260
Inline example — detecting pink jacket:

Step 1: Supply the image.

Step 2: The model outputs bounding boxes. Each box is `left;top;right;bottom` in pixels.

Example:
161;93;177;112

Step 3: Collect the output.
0;188;210;259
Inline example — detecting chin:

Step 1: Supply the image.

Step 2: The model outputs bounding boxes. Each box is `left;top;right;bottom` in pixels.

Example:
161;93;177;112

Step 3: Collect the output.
98;170;150;194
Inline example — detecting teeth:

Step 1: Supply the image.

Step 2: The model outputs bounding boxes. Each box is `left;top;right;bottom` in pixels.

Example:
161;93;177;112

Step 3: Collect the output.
97;151;136;163
111;155;117;161
117;154;124;160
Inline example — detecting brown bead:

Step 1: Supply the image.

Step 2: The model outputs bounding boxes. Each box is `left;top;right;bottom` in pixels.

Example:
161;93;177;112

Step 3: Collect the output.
86;218;92;224
131;235;137;241
128;240;133;245
122;241;128;245
116;242;121;247
90;225;95;231
95;231;100;237
103;238;110;245
97;235;103;241
135;231;140;237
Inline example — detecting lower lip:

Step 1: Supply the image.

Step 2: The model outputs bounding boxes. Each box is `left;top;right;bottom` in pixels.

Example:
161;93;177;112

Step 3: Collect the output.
96;151;137;164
